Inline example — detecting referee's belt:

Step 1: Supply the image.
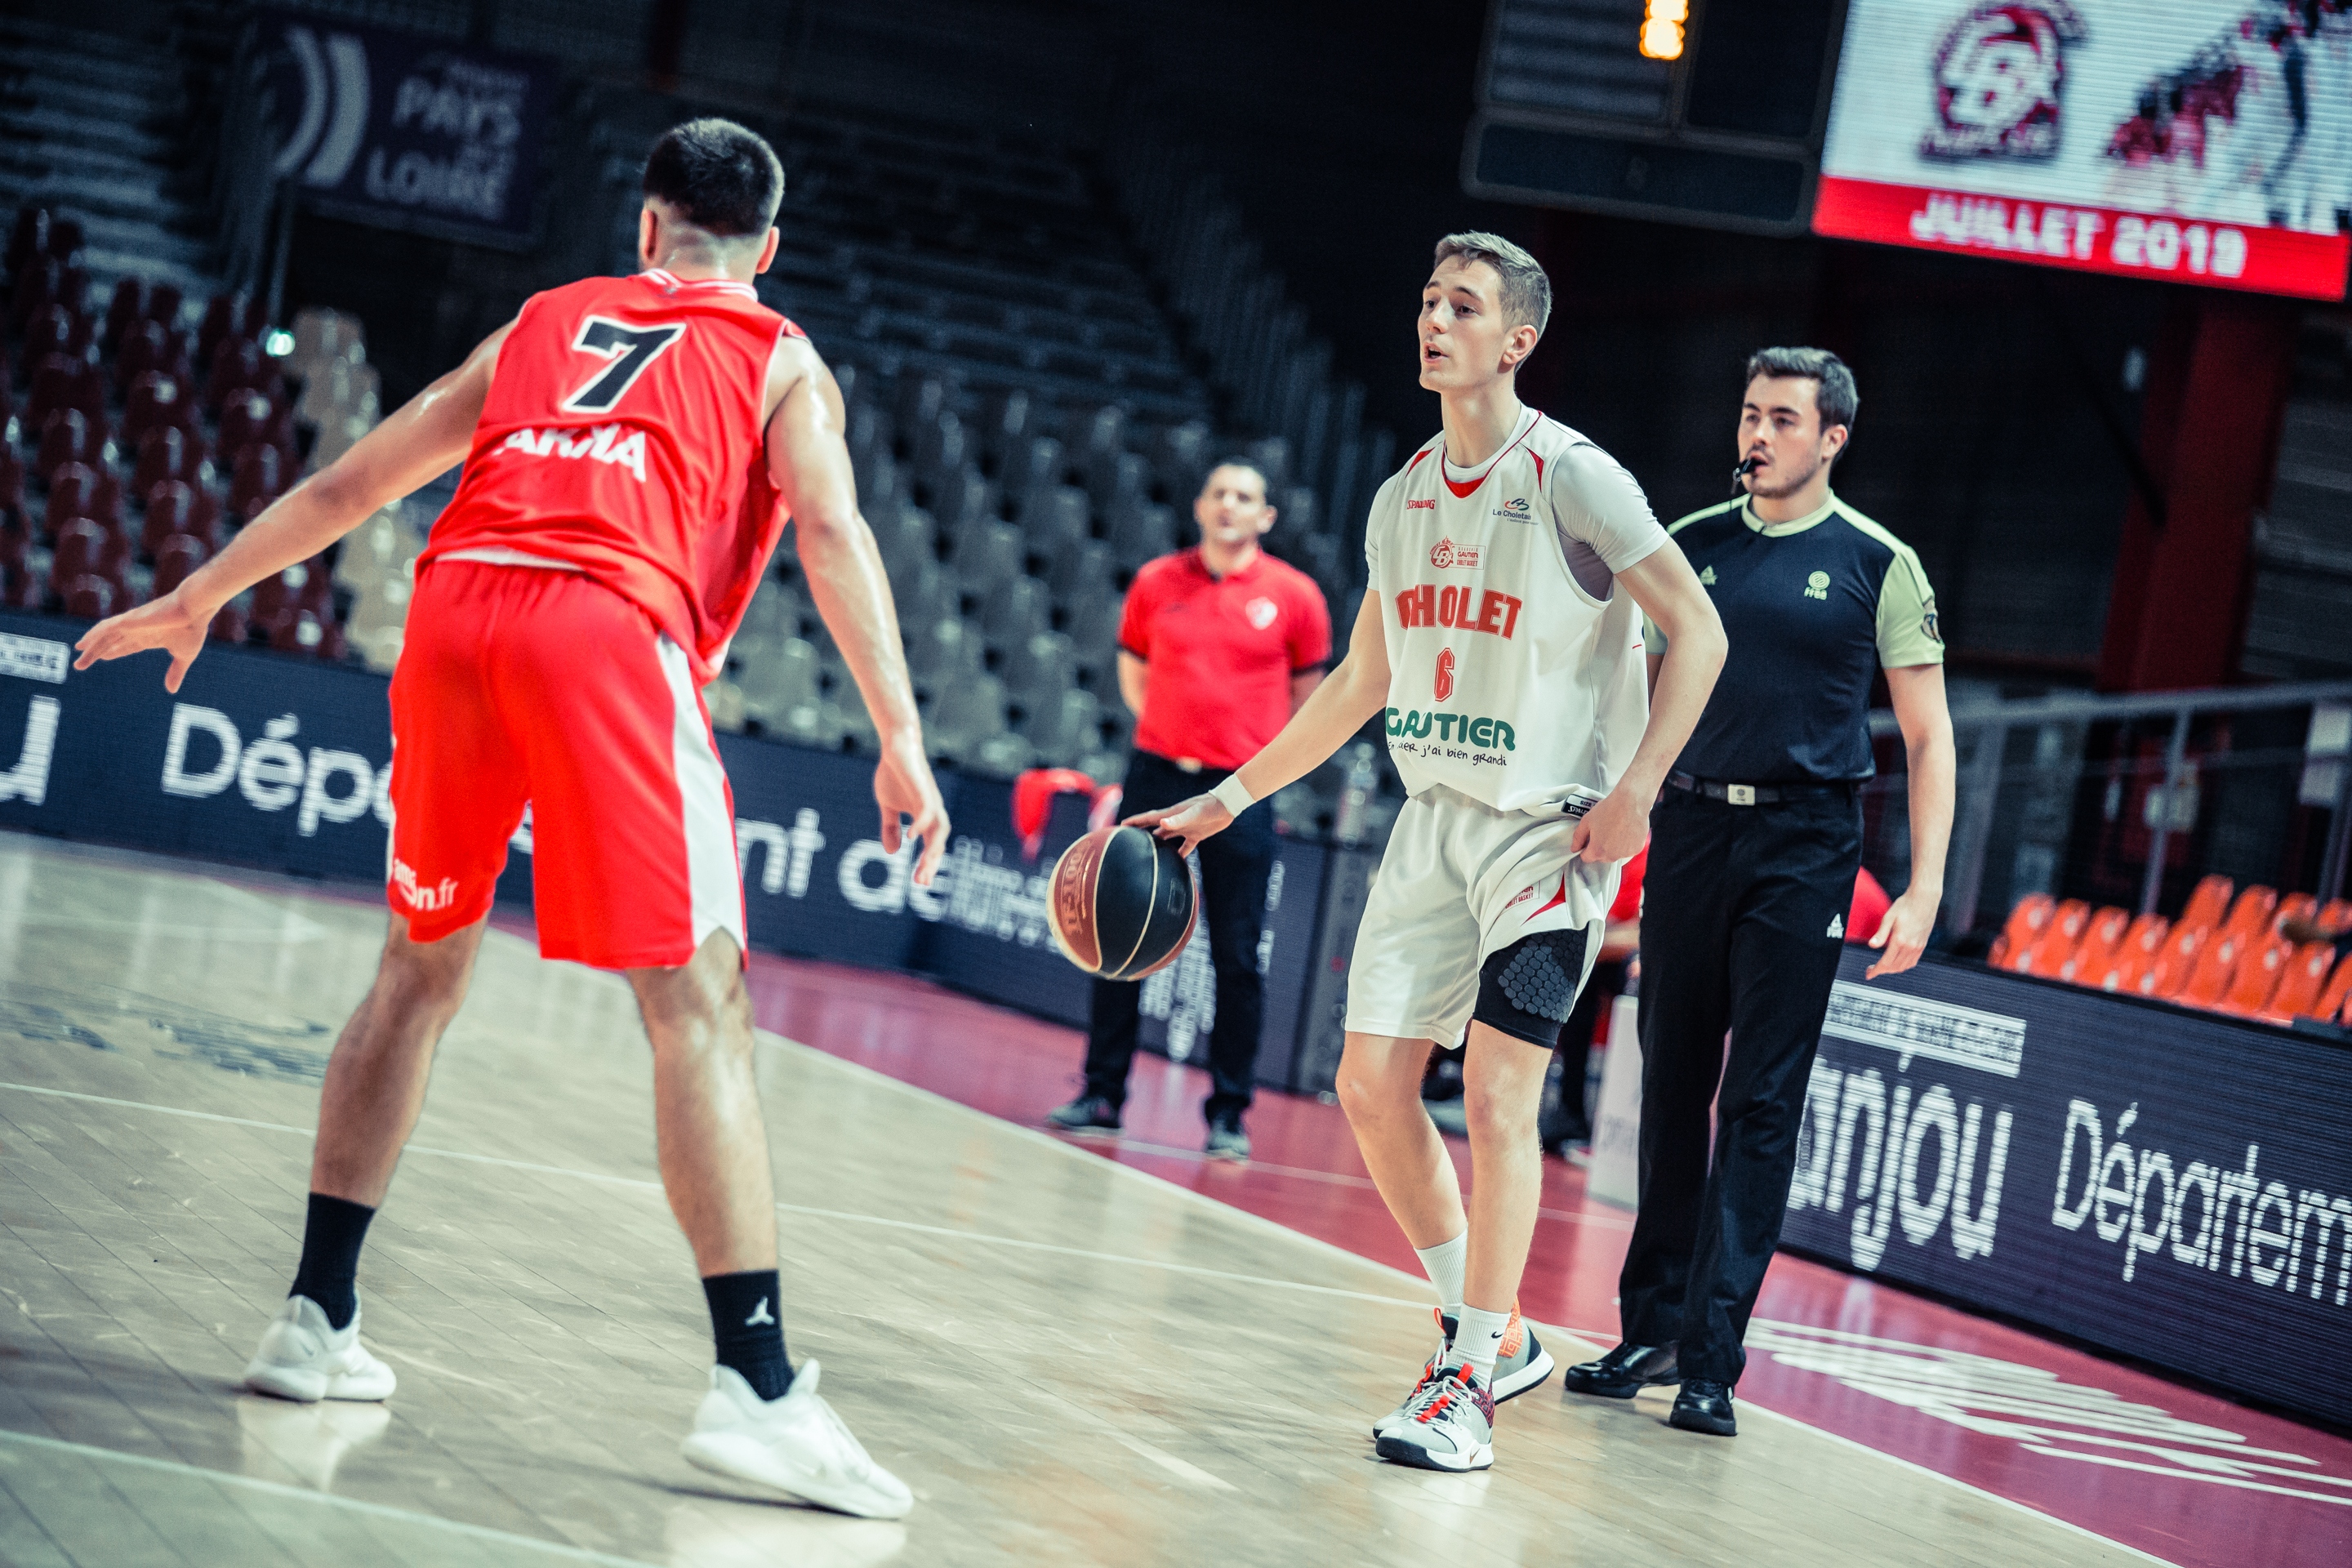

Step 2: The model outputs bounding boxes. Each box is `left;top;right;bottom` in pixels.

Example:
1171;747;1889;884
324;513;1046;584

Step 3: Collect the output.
1666;770;1855;806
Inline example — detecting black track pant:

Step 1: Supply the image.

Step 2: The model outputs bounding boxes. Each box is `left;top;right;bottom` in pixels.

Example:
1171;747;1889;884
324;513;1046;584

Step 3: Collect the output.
1618;786;1860;1385
1084;751;1277;1124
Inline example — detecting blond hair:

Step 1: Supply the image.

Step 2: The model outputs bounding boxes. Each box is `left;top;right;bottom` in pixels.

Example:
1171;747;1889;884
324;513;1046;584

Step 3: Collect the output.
1432;231;1551;336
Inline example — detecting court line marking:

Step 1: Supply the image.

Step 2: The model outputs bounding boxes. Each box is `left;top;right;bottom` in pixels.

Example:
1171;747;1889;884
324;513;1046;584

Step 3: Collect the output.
755;1040;2190;1568
0;1082;1432;1313
0;1036;2186;1563
0;1428;662;1566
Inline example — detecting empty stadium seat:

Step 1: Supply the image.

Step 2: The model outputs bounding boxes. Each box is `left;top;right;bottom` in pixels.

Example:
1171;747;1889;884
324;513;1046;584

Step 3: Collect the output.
872;503;933;579
125;372;196;445
1047;536;1113;607
2059;906;2132;985
931;469;992;540
2217;936;2293;1016
908;616;983;683
208;603;248;644
141;479;220;552
981;576;1048;649
1108;500;1174;570
228;444;287;521
2261;942;2341;1023
2097;914;2170;991
2318;898;2352;933
2220;885;2278;941
2271;891;2317;937
949;520;1025;599
151;534;207;595
2020;899;2091;978
103;276;148;352
1996;894;2056;972
60;574;115;619
2178;874;2234;933
131;425;201;497
2138;922;2206;1000
740;638;831;741
1004;630;1076;701
46;462;118;528
220;390;294;468
1022;687;1099;767
2178;927;2253;1010
36;408;101;481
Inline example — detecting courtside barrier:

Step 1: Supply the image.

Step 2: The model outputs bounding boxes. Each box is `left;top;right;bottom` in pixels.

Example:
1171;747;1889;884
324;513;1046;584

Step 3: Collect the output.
0;612;1325;1085
1783;946;2352;1428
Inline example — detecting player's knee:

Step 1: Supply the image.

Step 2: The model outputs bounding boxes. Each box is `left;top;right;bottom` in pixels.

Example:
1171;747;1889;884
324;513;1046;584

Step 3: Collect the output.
1462;1070;1539;1146
1471;929;1588;1052
1334;1042;1413;1125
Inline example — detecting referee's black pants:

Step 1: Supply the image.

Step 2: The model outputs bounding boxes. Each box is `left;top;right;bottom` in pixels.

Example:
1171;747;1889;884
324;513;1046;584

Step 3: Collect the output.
1083;751;1277;1125
1619;785;1860;1386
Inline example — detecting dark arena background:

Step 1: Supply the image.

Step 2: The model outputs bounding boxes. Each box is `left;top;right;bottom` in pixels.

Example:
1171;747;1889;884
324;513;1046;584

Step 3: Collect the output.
1;0;2350;1563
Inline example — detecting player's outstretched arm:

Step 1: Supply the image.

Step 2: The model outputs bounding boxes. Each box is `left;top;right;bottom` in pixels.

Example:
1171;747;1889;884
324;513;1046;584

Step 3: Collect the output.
1129;586;1391;854
74;321;514;692
1583;537;1727;862
763;336;948;886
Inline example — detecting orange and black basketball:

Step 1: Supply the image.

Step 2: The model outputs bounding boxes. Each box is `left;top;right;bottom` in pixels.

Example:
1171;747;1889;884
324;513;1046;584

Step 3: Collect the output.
1047;825;1199;981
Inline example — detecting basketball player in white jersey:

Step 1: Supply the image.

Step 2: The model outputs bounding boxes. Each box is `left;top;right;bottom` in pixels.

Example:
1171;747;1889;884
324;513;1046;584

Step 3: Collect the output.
1138;233;1726;1472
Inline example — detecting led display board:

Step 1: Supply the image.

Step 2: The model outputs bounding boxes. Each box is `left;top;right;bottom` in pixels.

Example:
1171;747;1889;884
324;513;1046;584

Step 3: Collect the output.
1816;1;2352;301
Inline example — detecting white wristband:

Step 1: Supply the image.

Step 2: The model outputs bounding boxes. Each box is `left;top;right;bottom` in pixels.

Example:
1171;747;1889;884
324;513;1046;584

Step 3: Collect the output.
1209;774;1256;817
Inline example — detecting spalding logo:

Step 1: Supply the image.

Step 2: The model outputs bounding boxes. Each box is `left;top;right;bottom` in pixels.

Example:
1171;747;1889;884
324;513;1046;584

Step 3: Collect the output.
1434;647;1455;702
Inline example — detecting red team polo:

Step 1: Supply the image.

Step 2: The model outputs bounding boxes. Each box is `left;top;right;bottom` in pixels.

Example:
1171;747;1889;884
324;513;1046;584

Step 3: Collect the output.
1119;548;1331;772
389;269;800;969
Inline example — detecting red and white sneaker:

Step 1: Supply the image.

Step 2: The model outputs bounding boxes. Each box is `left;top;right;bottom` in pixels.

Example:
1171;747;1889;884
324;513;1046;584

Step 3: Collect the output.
1371;1303;1551;1440
1374;1361;1495;1472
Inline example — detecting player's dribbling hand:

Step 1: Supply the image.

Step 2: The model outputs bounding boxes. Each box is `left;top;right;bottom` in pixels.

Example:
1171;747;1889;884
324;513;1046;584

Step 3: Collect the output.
1127;794;1230;858
1865;885;1939;979
1571;783;1648;865
875;728;951;886
72;587;213;693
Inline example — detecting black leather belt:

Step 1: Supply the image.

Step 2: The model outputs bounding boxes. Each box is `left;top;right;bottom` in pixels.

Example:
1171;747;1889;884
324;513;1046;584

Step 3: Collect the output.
1667;770;1855;805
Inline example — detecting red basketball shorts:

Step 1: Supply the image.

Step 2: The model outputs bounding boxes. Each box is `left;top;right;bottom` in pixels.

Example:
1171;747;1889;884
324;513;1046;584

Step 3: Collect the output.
385;559;744;969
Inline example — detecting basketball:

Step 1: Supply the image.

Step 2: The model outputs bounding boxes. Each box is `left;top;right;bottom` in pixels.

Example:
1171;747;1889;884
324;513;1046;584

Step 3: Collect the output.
1047;824;1199;981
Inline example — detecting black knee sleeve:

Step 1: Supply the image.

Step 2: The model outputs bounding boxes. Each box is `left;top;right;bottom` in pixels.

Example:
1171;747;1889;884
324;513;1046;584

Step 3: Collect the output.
1472;926;1592;1046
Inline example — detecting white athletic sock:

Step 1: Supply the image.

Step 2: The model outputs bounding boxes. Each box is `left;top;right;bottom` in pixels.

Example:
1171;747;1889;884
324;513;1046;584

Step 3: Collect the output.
1414;1232;1467;1325
1456;1304;1511;1384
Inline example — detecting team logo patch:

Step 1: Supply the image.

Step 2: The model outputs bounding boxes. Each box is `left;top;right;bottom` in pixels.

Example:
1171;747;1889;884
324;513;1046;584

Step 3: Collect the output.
1923;602;1944;644
1805;570;1832;601
1429;537;1481;569
1922;1;2087;163
1494;496;1532;522
1699;565;1717;586
1433;647;1455;702
1245;596;1279;630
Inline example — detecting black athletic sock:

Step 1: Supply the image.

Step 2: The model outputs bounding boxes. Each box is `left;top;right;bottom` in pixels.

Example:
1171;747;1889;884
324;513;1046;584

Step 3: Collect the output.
288;1192;376;1330
702;1269;793;1401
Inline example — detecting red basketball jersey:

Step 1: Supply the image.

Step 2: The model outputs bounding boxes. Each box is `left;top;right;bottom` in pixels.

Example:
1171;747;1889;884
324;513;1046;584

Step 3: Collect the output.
421;268;804;680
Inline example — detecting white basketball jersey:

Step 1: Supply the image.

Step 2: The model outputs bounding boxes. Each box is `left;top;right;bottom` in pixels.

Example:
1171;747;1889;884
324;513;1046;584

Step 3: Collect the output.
1365;413;1650;813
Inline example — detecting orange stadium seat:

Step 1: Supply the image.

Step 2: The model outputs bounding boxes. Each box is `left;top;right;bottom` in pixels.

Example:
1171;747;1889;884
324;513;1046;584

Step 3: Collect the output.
2060;906;2132;985
2220;885;2278;942
2319;898;2352;933
2134;922;2205;1000
2177;875;2234;934
2177;927;2253;1011
2021;899;2091;978
1997;894;2056;972
2261;942;2342;1022
2219;936;2293;1016
2097;913;2171;992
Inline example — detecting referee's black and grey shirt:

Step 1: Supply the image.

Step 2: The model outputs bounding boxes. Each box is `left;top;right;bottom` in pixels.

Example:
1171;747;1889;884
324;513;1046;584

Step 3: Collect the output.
1646;490;1943;784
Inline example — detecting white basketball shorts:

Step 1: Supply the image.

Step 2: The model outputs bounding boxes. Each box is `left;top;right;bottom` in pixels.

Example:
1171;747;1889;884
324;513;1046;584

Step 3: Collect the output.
1344;784;1615;1046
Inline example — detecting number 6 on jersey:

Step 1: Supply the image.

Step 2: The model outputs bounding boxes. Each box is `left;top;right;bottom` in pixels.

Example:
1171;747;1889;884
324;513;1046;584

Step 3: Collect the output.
564;318;686;413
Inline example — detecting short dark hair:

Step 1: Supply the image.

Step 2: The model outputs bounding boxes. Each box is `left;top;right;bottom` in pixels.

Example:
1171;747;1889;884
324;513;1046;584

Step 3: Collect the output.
1433;232;1552;336
1745;346;1858;434
642;118;784;238
1200;457;1270;497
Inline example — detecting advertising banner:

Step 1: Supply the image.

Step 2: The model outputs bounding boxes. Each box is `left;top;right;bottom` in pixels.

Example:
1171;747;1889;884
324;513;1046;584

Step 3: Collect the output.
1783;946;2352;1428
1816;2;2352;300
0;615;1322;1081
252;9;556;245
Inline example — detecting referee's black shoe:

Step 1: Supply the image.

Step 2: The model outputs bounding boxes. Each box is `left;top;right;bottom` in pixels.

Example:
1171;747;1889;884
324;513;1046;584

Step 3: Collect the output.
1560;1341;1678;1399
1668;1379;1737;1437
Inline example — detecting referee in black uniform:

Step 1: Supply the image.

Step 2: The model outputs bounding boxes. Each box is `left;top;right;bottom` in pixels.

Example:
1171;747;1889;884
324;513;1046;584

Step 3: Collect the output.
1562;348;1956;1436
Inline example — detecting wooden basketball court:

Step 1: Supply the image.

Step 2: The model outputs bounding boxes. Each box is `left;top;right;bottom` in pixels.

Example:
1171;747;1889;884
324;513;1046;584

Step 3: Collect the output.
0;833;2186;1563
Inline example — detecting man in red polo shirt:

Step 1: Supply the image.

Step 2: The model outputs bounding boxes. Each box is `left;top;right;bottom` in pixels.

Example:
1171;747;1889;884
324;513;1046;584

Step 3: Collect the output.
1048;459;1330;1158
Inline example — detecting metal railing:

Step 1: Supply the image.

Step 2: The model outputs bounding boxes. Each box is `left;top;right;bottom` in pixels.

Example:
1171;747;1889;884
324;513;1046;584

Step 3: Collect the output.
1864;680;2352;939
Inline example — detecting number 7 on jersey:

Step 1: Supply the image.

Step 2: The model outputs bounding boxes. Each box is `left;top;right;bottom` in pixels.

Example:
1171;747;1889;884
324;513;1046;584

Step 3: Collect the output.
564;318;686;413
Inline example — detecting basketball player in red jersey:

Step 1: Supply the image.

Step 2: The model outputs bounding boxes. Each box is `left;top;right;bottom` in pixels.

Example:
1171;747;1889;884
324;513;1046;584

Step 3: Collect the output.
74;121;938;1518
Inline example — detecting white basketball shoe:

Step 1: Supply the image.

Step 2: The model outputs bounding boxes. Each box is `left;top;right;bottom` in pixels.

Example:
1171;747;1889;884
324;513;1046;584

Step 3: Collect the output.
243;1294;397;1402
681;1361;915;1520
